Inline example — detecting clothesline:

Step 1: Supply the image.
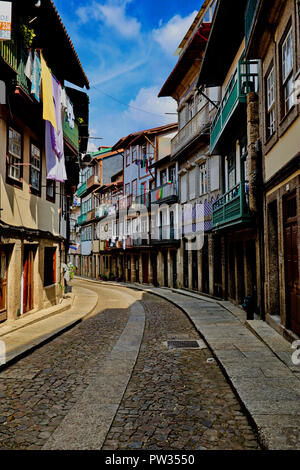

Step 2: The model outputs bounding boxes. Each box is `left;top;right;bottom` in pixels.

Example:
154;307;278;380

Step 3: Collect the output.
24;49;76;183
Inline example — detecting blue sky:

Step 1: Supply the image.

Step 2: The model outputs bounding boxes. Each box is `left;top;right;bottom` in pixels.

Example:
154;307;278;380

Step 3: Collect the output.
54;0;203;151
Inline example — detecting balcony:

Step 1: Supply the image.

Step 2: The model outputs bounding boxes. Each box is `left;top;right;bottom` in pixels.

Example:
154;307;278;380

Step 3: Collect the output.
95;205;109;220
77;182;87;198
212;181;251;230
87;174;100;191
86;209;96;222
152;225;180;245
134;192;151;208
119;195;133;211
78;214;87;226
0;42;31;96
245;0;260;46
151;183;178;205
210;59;259;153
63;113;79;153
133;233;150;246
171;106;210;157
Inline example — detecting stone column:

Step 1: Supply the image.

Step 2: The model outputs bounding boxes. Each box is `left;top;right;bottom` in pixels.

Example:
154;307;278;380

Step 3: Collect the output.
198;248;203;293
34;243;44;310
177;242;184;289
157;251;164;286
131;255;136;283
148;254;154;285
188;250;193;290
247;92;260;214
221;236;226;299
167;249;172;288
7;239;22;321
139;253;143;284
208;233;214;296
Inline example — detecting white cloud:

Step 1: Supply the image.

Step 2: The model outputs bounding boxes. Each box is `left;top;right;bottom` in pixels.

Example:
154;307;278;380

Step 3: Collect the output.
123;86;177;131
77;0;141;39
153;11;198;56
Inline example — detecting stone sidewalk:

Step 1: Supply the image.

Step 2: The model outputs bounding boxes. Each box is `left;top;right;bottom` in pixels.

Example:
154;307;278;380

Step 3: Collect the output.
83;279;300;450
0;285;98;366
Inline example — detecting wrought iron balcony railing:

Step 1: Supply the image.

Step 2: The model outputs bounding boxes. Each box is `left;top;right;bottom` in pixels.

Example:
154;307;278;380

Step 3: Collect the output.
171;106;210;157
150;183;178;205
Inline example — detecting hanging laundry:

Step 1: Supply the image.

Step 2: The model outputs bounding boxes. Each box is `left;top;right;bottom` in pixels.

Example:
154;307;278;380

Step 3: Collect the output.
24;50;33;81
31;51;41;102
50;76;64;159
45;76;66;182
66;95;75;129
40;52;57;130
61;87;68;111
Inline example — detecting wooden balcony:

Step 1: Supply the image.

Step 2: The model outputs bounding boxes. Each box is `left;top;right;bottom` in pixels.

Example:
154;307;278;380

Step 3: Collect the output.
210;59;259;154
212;180;251;230
63;113;79;153
171;106;210;157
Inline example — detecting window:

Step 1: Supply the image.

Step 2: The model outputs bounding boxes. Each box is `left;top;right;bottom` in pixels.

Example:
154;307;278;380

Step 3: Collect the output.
160;169;167;185
44;247;56;287
125;183;130;195
132;179;137;197
132;146;137;163
46;179;56;203
199;163;208;195
281;27;294;116
149;179;156;190
29;142;41;195
169;165;176;183
7;127;22;184
227;154;236;191
126;149;131;166
266;65;276;138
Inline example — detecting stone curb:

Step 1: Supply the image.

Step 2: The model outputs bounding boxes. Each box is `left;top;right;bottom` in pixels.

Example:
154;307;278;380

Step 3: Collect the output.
75;278;300;450
0;285;99;368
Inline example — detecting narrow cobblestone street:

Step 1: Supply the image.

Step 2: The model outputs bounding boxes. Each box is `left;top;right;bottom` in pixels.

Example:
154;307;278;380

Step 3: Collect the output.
0;281;260;450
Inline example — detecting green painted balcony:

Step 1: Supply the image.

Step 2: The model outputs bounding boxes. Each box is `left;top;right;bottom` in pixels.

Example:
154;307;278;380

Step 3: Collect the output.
210;59;259;154
212;181;251;230
245;0;260;45
77;182;87;198
78;213;87;226
63;113;79;153
0;39;17;71
0;42;31;95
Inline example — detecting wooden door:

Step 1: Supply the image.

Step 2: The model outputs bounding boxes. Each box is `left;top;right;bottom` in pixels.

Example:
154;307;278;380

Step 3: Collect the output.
23;247;34;314
0;249;8;323
284;194;300;335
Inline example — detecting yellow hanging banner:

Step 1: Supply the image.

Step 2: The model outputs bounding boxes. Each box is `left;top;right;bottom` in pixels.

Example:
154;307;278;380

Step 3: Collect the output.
40;52;57;130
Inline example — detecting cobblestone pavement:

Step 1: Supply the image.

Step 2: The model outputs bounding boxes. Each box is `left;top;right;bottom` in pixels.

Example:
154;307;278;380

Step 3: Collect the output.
0;282;260;450
102;293;260;450
0;284;131;450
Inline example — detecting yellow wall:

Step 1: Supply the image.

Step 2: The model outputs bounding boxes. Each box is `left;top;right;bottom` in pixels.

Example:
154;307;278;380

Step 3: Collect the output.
0;106;60;235
265;116;300;181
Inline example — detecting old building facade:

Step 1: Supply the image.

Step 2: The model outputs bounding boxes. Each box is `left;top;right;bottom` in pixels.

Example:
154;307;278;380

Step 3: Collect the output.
0;0;89;324
246;0;300;337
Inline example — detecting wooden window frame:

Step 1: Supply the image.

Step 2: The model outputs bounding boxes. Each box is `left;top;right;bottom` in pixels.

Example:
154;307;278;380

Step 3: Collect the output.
280;24;294;119
6;125;23;189
46;179;56;203
29;139;42;197
265;63;276;140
